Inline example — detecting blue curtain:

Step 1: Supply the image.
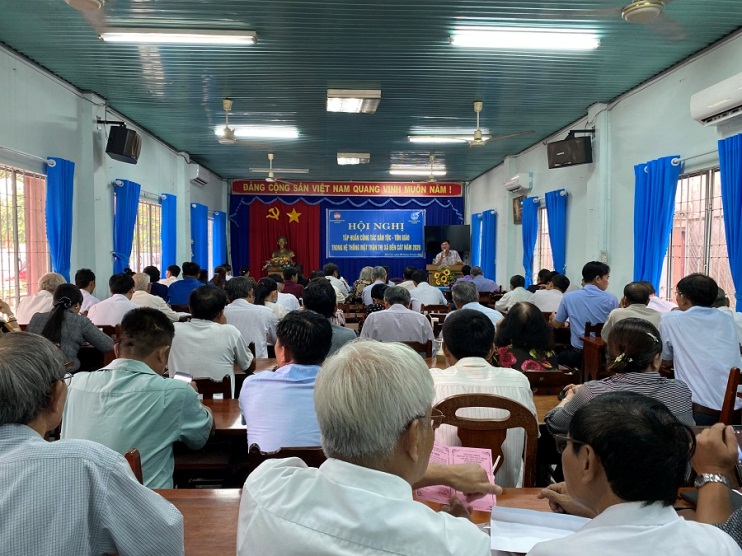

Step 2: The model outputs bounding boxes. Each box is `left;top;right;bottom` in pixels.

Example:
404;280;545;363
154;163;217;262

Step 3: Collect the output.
45;157;74;281
481;211;497;280
190;203;209;268
521;197;539;287
471;213;483;268
719;134;742;311
632;155;681;292
545;189;567;275
212;211;227;267
160;194;177;269
112;179;141;274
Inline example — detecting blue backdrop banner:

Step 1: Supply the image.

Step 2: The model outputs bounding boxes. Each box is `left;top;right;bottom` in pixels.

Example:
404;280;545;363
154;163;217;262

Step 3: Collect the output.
326;209;425;258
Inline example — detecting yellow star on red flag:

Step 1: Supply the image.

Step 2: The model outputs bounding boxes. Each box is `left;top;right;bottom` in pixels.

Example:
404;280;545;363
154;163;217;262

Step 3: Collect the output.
287;207;302;223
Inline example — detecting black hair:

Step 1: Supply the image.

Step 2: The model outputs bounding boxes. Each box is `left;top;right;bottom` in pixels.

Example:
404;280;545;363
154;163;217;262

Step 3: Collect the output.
74;268;95;289
188;285;227;320
403;266;417;280
550;274;570;293
302;279;336;318
224;277;254;303
109;273;135;295
582;261;610;283
276;310;332;365
495;301;554;351
370;283;389;302
118;307;175;359
239;265;250;277
676;273;718;307
167;264;181;278
268;273;285;284
442;309;495;359
283;267;298;280
309;270;324;280
197;270;209;284
40;284;84;344
510;275;525;288
623;282;651;305
211;266;227;288
222;263;232;272
638;280;656;295
606;318;663;374
460;265;471;276
254;278;278;306
411;269;428;284
569;391;695;507
536;268;553;284
142;265;161;284
181;261;200;278
323;263;339;277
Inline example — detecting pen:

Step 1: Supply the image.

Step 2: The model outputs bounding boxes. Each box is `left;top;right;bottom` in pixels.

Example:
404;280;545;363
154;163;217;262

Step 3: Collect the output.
492;455;501;476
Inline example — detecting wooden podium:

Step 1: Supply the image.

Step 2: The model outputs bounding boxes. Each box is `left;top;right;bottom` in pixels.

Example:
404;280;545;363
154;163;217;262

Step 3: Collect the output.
426;264;464;287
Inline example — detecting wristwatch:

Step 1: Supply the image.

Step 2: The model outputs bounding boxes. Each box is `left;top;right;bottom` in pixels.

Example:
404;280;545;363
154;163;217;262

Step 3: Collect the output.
694;473;732;489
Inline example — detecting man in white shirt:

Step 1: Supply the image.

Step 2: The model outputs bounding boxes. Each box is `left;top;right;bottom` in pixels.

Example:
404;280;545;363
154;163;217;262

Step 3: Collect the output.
529;273;569;313
495;274;533;312
532;392;740;556
87;273;139;326
640;281;677;313
449;281;503;327
168;285;253;397
130;273;180;322
432;240;463;267
322;263;349;301
601;281;661;341
360;286;435;345
223;277;278;358
410;269;448;310
397;265;418;291
237;340;498;555
432;309;536;487
269;274;301;312
15;272;66;325
160;264;180;287
362;266;388;306
714;287;742;346
75;268;100;314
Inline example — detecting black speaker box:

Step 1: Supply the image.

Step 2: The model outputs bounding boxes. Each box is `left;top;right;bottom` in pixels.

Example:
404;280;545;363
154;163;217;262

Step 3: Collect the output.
106;126;142;164
547;136;593;169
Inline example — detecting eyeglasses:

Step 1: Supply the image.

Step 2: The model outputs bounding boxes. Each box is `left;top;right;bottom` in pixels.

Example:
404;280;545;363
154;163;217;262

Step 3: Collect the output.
62;372;73;386
552;433;587;454
406;408;446;432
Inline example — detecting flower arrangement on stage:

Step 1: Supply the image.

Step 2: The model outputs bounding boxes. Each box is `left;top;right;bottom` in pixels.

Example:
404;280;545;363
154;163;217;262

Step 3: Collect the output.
433;266;453;286
262;257;294;271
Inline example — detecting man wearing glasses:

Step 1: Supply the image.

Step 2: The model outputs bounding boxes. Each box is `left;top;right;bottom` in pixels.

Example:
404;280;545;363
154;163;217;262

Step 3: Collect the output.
237;340;499;555
0;332;184;555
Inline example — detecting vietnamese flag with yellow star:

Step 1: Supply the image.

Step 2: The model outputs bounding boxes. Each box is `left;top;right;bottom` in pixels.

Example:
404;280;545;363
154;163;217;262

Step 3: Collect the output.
249;200;320;276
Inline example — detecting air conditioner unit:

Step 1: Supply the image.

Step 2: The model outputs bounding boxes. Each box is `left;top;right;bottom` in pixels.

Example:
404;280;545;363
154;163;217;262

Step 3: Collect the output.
188;163;213;186
504;172;533;193
691;72;742;126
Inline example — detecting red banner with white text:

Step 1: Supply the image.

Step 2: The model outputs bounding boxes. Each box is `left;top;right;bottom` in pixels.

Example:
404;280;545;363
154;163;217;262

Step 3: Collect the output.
233;180;462;197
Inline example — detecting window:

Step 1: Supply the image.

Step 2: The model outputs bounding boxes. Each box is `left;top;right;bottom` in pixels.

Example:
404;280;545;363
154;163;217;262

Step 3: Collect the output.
130;200;162;272
0;164;49;310
534;205;553;279
660;168;733;301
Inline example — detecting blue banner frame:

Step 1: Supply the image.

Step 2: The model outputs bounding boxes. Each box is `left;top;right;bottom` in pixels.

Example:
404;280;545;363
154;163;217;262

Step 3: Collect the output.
326;209;426;258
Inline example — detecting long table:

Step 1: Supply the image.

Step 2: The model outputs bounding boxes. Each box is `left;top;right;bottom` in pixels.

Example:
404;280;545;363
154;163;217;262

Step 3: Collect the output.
155;487;551;555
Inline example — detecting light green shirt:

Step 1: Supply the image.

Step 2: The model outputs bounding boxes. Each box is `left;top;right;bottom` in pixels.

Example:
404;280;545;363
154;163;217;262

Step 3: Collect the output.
62;358;213;489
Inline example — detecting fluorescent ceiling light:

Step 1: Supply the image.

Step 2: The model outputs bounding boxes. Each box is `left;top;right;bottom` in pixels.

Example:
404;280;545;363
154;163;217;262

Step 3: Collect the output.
214;125;299;139
389;164;446;177
451;27;599;51
337;152;370;165
249;168;309;174
100;28;257;45
408;135;491;144
327;89;381;114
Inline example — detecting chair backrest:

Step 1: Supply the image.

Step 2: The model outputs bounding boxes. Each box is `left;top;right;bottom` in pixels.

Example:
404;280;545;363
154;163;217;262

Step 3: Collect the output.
478;293;493;307
124;448;143;484
399;340;433;358
523;368;575;394
421;304;449;315
193;375;232;399
434;393;538;487
583;321;604;338
98;324;121;341
427;312;447;338
171;304;190;313
720;367;742;425
246;342;257;374
248;444;327;469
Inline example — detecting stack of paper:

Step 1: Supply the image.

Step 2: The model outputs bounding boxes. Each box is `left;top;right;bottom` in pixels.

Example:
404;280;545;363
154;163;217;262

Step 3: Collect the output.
489;506;589;553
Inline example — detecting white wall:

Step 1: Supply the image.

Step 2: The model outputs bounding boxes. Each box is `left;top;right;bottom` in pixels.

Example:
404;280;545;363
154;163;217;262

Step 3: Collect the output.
0;46;227;298
469;30;742;297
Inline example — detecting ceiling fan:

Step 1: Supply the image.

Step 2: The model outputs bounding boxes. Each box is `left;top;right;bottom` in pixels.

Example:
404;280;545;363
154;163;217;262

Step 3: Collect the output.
217;98;242;145
249;153;309;183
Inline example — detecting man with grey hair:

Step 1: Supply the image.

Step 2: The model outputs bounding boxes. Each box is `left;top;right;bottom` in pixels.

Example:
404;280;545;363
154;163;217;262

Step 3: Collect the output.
360;286;435;344
362;265;388;305
449;280;504;326
470;266;498;293
15;271;66;325
224;277;278;358
0;332;184;554
237;340;498;555
131;272;180;322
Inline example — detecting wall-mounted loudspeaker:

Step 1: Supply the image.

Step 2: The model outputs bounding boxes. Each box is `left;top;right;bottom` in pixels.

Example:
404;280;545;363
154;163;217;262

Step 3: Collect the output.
106;126;142;164
547;136;593;169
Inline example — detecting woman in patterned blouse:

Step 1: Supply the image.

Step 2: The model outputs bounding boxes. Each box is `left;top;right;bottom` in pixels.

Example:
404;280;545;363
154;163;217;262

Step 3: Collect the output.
494;301;558;371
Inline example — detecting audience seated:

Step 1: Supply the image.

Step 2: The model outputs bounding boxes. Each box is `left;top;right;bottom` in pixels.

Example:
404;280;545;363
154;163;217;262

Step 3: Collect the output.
397;265;418;291
0;332;184;554
469;266;498;293
143;265;169;301
495;274;533;313
449;281;504;327
239;310;332;452
302;279;356;356
551;262;619;368
433;309;536;487
714;287;742;346
27;284;113;372
269;273;300;312
167;262;201;305
131;273;179;322
62;308;213;489
281;267;305;300
641;280;677;313
410;269;448;310
527;268;553;294
453;264;473;286
323;262;350;301
224;277;278;358
256;277;290;319
362;266;389;306
533;392;739;555
600;281;660;341
529;273;570;313
348;265;374;304
494;302;558;371
209;266;228;289
358;283;387;335
359;286;435;345
75;268;100;313
15;272;66;325
161;264;180;287
237;340;499;555
87;273;138;326
168;285;253;397
660;273;742;426
545;318;693;437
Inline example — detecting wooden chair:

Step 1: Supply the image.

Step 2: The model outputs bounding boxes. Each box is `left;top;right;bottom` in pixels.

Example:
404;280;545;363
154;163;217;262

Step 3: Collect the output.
248;444;327;470
583;321;604;339
434;393;538;487
720;367;742;425
171;304;190;313
523;368;575;395
194;376;232;399
427;312;447;338
399;340;433;357
124;448;144;484
98;324;120;341
420;304;449;315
